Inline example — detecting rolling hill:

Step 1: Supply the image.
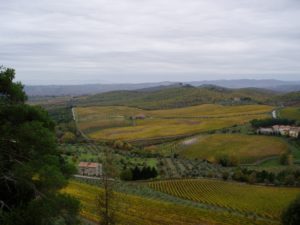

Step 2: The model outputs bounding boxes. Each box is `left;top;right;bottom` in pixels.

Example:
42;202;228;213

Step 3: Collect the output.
75;85;277;110
269;91;300;106
25;79;300;96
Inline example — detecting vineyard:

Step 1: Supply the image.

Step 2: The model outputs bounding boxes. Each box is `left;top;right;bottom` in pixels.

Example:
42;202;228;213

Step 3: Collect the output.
280;107;300;121
75;104;273;141
179;134;289;164
148;179;300;220
62;180;276;225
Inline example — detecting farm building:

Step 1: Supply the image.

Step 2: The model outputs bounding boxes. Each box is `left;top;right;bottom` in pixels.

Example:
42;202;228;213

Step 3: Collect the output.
289;128;300;138
130;114;146;120
272;125;281;134
278;126;291;136
233;97;241;102
257;128;274;135
78;162;102;176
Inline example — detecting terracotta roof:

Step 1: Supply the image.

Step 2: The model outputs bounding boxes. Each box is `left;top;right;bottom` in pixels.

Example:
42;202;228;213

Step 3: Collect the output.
290;127;300;131
79;162;100;168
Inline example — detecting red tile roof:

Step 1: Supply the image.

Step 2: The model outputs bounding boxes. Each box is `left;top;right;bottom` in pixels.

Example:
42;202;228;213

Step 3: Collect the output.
79;162;99;168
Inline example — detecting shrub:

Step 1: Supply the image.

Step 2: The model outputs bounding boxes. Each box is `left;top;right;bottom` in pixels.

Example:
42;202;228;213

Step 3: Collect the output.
285;175;296;186
217;155;239;167
282;195;300;225
131;166;158;180
113;140;124;149
222;171;229;181
123;142;133;150
120;169;133;181
248;172;257;184
280;153;293;166
60;131;76;143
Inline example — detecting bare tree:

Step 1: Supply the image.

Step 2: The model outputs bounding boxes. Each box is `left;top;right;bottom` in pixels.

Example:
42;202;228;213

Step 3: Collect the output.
97;148;118;225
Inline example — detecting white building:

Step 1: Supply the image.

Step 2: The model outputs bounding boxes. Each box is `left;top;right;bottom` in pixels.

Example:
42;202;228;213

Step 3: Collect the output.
257;128;274;135
278;126;291;136
289;128;300;138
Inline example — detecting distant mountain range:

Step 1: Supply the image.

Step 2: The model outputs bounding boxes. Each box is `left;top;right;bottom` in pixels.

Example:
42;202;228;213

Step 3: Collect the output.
188;79;300;91
24;79;300;96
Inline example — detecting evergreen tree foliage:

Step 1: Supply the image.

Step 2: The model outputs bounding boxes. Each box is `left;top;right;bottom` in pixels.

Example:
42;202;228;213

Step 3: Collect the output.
282;195;300;225
130;166;158;181
0;67;79;225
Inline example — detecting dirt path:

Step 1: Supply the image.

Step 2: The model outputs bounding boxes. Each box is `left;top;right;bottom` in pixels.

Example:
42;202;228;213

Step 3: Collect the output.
72;107;91;141
272;110;277;119
182;137;199;145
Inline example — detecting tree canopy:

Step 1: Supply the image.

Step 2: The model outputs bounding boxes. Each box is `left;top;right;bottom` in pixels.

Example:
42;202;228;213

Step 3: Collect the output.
250;118;296;128
0;67;79;225
0;67;27;103
282;195;300;225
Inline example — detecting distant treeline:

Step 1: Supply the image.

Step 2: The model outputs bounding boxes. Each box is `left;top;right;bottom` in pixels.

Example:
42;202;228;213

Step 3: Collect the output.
250;118;296;128
228;167;300;186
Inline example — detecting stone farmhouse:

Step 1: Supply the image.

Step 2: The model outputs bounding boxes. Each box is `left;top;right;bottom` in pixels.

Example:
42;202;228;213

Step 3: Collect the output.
130;114;146;120
257;128;274;135
257;125;300;138
290;127;300;138
78;162;102;176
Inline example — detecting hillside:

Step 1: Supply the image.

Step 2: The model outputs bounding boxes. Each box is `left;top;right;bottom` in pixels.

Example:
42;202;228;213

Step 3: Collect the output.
76;85;277;109
63;180;280;225
179;134;288;164
75;104;273;142
24;79;300;96
24;82;177;96
280;107;300;122
149;179;300;221
269;91;300;106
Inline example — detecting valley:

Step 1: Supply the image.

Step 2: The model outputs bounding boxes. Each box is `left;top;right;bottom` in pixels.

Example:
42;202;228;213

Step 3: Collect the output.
32;84;300;225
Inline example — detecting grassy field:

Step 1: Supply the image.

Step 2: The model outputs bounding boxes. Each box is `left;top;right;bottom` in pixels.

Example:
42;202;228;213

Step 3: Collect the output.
62;180;275;225
179;134;289;164
75;104;273;141
149;179;300;220
280;107;300;121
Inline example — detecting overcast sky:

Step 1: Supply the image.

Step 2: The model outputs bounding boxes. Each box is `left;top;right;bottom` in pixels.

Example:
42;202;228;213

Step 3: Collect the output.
0;0;300;84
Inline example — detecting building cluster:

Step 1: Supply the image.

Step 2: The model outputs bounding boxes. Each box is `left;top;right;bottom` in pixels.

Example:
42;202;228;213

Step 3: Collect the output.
257;125;300;138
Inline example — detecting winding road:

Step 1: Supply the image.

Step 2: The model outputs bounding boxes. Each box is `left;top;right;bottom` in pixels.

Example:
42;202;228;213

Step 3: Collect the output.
272;110;277;119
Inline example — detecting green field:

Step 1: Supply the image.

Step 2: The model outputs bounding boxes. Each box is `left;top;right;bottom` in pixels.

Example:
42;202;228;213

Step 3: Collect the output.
62;180;275;225
149;179;300;220
179;134;289;164
75;104;273;141
280;107;300;121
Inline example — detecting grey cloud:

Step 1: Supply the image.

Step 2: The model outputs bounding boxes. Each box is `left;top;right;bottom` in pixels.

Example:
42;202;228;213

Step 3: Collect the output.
0;0;299;84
